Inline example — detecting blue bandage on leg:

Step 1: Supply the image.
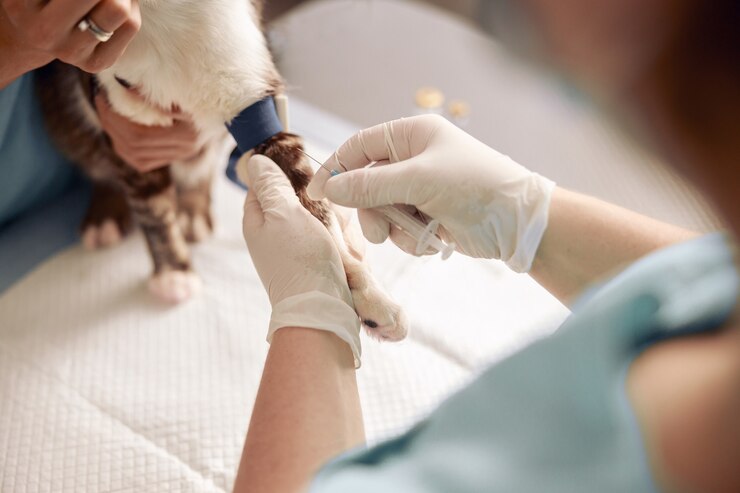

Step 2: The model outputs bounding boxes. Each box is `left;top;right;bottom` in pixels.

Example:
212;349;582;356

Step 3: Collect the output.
225;96;284;190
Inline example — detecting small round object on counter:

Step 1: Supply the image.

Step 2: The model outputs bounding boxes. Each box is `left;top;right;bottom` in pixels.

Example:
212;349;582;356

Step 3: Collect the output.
448;100;471;120
415;86;445;110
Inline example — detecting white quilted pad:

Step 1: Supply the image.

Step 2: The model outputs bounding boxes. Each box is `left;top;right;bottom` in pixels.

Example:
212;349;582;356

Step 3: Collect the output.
0;134;567;492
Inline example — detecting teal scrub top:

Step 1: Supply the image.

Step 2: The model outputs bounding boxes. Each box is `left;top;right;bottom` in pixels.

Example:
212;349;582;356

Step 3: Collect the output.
312;233;739;492
0;71;77;227
0;71;88;293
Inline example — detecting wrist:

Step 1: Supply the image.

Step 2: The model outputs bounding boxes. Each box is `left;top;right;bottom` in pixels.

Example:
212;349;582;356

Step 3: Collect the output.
268;292;362;368
503;173;556;273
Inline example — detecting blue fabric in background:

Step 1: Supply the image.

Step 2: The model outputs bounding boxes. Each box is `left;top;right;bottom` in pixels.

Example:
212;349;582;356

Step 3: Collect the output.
0;71;88;292
0;71;78;227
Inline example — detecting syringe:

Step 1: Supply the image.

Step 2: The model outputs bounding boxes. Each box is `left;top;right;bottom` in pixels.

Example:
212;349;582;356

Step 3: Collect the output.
301;149;455;259
374;205;455;259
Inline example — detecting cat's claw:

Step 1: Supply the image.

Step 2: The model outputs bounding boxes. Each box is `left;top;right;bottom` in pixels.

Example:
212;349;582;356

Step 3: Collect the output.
148;270;202;304
82;219;123;250
351;285;409;342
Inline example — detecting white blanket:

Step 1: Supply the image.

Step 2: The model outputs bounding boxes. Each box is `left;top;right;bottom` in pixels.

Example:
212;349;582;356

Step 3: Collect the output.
0;126;566;491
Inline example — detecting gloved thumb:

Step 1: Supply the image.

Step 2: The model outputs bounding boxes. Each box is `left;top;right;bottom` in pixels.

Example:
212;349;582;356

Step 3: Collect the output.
323;162;419;209
239;154;300;216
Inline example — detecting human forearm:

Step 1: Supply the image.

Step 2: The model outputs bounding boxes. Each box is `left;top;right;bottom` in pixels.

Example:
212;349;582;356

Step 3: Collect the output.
530;187;698;303
233;327;365;493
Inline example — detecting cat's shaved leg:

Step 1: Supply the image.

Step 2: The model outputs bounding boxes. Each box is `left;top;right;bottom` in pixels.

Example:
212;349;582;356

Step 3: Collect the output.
81;182;133;250
119;166;200;303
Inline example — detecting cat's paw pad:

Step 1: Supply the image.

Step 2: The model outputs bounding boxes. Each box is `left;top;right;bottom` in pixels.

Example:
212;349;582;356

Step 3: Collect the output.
352;286;409;342
178;210;213;243
82;219;124;250
148;270;202;304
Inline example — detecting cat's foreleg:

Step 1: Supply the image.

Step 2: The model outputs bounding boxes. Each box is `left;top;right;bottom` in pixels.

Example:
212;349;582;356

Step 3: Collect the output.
80;182;133;250
116;164;200;303
172;148;216;244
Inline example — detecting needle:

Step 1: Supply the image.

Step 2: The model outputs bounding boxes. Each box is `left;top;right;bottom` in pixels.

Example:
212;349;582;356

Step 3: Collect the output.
299;149;345;176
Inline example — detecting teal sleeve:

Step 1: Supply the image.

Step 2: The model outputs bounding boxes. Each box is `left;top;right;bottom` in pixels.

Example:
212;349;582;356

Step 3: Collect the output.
311;234;738;492
0;71;78;227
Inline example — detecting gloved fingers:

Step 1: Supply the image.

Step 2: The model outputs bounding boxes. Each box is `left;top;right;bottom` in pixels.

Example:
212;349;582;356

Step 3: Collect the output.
242;188;265;231
306;166;332;201
389;222;439;256
335;119;412;170
307;119;413;201
332;205;367;259
322;160;422;209
357;208;390;244
387;225;427;256
240;154;300;216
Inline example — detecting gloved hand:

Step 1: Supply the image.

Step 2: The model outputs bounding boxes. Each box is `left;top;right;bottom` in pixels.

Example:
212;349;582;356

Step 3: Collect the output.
307;115;555;273
239;154;362;367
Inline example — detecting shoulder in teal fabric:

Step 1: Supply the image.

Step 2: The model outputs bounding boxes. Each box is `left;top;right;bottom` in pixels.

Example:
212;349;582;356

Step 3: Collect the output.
0;71;77;227
311;234;739;492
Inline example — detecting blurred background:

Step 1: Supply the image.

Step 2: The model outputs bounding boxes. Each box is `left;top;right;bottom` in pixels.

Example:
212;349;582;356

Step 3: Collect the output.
261;0;718;232
265;0;481;23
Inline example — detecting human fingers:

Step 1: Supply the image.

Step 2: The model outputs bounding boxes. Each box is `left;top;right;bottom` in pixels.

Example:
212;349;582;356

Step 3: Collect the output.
95;93;159;170
114;122;200;150
96;93;199;162
306;125;393;202
85;0;136;35
388;225;437;256
39;0;106;33
116;148;181;172
322;160;423;209
307;118;427;201
84;0;141;72
242;185;265;231
330;117;424;172
22;0;140;72
241;155;300;216
1;0;98;65
307;120;409;201
357;208;390;244
388;225;421;256
104;136;201;173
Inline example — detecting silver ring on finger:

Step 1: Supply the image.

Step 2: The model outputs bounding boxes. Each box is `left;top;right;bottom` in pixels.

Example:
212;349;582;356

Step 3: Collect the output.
77;16;114;43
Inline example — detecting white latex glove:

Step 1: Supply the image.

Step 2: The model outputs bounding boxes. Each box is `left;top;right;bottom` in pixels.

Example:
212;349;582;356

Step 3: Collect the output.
239;154;362;367
307;115;555;272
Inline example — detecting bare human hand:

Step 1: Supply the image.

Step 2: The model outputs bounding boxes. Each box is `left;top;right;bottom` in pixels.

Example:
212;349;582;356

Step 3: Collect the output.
0;0;140;82
94;91;205;173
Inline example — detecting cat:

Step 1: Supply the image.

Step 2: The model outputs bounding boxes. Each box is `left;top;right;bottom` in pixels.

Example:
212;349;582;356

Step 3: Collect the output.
35;0;407;341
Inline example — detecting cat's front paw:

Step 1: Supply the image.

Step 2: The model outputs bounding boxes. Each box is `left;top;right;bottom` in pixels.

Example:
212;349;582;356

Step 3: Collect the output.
352;285;409;342
148;270;202;304
81;185;132;250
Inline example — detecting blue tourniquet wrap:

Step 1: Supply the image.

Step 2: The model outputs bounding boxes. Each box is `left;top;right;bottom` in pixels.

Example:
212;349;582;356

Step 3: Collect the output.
225;96;284;190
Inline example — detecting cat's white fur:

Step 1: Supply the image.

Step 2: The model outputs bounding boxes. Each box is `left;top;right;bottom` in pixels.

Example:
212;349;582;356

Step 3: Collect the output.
92;0;408;340
99;0;272;130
